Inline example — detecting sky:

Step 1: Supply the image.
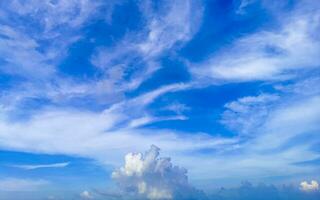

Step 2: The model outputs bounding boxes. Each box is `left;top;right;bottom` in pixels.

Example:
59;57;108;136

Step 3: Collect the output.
0;0;319;199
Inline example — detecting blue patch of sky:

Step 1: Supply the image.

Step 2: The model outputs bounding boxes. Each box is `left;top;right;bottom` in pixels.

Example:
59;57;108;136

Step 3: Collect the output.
180;0;275;62
0;150;110;189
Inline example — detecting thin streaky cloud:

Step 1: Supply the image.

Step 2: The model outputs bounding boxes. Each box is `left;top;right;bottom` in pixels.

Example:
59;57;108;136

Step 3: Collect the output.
9;162;70;170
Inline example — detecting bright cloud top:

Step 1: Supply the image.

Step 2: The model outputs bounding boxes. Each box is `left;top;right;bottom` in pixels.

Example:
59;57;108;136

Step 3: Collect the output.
112;145;204;200
300;180;319;192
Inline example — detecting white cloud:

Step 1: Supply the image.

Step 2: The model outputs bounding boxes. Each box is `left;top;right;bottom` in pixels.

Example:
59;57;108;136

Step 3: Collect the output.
2;82;318;182
0;84;235;169
137;0;203;58
0;25;56;79
221;94;279;135
0;1;119;111
253;95;320;150
300;180;319;192
169;81;319;181
80;190;94;199
0;0;318;186
0;178;48;191
0;0;104;78
10;162;69;170
0;0;203;116
5;0;101;33
90;0;203;92
112;145;205;200
162;102;190;115
192;1;320;82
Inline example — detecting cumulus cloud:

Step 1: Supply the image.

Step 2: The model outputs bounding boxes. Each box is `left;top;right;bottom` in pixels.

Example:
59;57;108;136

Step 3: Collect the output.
300;180;319;192
112;145;206;200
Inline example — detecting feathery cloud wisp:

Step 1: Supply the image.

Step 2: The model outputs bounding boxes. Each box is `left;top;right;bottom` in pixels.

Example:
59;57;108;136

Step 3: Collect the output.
10;162;69;170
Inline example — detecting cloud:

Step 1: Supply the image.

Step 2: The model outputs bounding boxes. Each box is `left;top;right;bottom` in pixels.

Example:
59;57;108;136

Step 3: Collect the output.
112;145;206;200
191;0;320;82
221;94;279;135
3;0;101;33
0;25;56;79
300;180;319;192
10;162;69;170
208;181;320;200
90;0;203;92
235;0;256;15
0;0;105;79
0;1;119;112
0;178;49;191
0;0;203;118
162;102;190;115
80;190;94;199
0;83;235;170
137;0;203;58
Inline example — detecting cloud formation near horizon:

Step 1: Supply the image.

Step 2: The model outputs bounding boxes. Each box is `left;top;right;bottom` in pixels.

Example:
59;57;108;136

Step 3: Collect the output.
300;180;319;192
112;145;206;200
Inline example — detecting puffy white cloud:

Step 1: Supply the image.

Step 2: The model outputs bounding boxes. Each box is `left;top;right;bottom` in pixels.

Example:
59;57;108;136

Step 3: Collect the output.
112;145;206;200
80;190;94;199
300;180;319;192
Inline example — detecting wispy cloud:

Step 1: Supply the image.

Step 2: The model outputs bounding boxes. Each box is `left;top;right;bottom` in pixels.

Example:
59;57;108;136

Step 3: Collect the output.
191;1;320;82
0;83;235;168
90;0;203;92
0;0;119;112
10;162;69;170
221;93;279;135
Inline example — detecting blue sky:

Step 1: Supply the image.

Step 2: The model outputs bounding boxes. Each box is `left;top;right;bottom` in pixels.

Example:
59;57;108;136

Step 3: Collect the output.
0;0;319;199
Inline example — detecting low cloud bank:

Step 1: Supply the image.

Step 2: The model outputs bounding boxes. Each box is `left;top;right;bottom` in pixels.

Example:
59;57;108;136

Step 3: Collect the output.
209;181;320;200
110;146;319;200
